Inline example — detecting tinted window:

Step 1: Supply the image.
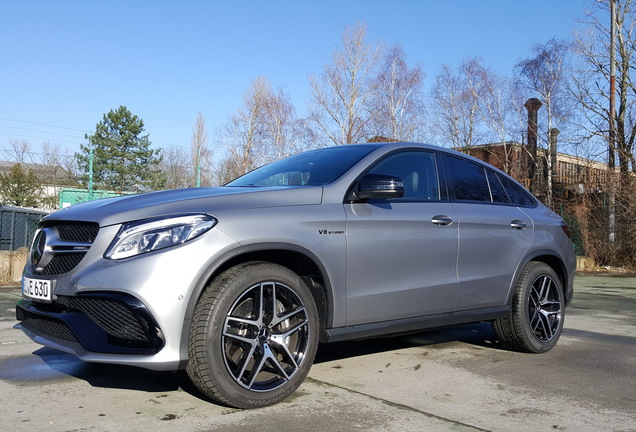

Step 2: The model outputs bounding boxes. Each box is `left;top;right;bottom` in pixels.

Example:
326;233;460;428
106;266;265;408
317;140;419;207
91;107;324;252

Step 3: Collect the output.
368;151;440;201
487;170;510;204
498;174;537;207
227;145;380;187
446;156;491;202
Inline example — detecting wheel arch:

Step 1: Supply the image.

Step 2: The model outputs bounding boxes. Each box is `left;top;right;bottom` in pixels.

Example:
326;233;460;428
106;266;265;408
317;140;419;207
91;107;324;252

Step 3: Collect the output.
178;243;334;368
508;251;571;307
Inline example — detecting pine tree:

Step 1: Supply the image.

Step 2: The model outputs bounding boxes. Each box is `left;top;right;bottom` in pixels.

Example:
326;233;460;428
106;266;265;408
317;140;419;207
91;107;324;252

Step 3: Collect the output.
76;106;166;192
0;164;42;208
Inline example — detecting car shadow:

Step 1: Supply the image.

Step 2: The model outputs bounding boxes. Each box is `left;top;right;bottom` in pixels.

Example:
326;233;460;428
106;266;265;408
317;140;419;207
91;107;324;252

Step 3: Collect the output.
19;347;212;401
315;321;501;363
10;322;500;402
21;348;182;390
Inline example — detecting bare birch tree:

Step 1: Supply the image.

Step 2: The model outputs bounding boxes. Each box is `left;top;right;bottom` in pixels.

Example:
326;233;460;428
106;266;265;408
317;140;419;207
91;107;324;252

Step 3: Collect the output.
191;112;213;186
217;76;310;182
262;87;316;159
478;69;519;175
218;76;270;182
309;21;383;145
569;0;636;268
8;139;33;163
39;141;64;167
368;45;426;141
430;57;486;150
161;145;190;189
516;38;572;207
572;0;636;173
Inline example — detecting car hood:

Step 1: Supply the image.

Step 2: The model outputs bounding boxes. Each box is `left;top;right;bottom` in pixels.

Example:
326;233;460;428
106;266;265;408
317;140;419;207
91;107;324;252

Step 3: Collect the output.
45;186;325;226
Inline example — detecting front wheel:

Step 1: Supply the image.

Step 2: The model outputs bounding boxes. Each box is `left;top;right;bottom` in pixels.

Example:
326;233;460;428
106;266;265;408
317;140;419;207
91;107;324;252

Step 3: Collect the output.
492;261;565;353
186;261;319;408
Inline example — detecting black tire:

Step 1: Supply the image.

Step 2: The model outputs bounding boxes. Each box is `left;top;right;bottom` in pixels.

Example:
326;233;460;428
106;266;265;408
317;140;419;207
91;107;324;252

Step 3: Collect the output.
186;261;319;409
492;261;564;353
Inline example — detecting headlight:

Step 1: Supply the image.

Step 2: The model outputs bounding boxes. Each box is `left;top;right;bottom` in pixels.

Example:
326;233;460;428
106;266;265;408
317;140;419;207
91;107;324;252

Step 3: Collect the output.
105;214;217;260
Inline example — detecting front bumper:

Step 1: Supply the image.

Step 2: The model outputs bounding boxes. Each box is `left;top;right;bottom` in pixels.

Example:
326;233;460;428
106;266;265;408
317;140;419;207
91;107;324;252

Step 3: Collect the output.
17;221;239;370
16;292;165;354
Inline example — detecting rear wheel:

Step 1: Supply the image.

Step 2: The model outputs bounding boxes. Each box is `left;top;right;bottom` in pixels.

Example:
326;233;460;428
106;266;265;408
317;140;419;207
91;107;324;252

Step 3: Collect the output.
186;261;319;408
492;261;564;353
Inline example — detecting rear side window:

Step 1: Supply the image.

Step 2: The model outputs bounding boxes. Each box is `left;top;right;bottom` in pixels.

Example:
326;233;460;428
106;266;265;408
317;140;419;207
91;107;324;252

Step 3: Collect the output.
486;170;510;203
445;156;491;202
497;173;537;207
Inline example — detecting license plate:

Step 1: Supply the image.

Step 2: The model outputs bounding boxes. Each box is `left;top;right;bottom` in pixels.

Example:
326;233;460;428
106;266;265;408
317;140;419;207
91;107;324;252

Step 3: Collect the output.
22;277;53;302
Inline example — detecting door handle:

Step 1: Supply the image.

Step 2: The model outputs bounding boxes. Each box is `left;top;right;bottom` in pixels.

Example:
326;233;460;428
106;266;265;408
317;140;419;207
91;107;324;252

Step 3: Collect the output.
432;215;453;226
510;220;527;230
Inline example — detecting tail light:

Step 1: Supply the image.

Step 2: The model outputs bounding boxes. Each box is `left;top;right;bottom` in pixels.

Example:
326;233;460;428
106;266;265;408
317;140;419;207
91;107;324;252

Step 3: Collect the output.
561;221;572;238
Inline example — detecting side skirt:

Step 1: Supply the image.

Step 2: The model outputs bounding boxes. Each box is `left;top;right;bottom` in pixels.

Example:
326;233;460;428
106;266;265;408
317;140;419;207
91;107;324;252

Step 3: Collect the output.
323;306;510;343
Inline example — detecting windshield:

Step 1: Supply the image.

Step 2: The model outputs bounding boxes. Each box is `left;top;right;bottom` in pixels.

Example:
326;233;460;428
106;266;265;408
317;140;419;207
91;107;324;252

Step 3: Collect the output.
226;145;380;187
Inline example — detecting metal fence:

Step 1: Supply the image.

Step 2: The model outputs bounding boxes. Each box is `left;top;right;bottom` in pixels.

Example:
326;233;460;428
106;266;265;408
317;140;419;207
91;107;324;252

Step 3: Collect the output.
59;188;132;208
0;206;47;251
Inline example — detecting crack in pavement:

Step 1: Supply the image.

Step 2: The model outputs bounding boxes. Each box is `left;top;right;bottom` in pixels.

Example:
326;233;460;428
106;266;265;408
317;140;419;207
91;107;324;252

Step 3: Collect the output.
305;376;491;432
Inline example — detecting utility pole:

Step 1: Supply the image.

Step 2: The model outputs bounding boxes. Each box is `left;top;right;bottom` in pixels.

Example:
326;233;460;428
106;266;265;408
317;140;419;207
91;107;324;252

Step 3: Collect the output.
88;149;94;201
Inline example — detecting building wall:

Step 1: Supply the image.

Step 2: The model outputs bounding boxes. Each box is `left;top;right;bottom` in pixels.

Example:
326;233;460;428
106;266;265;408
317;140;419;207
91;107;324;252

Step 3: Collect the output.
465;142;613;193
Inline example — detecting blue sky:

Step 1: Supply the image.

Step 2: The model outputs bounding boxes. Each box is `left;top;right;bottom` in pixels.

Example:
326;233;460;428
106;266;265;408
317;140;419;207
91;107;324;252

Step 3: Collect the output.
0;0;591;158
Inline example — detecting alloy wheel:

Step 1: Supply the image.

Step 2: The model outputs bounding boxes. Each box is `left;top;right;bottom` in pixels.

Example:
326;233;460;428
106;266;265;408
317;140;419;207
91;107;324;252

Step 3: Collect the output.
528;275;562;343
222;281;310;392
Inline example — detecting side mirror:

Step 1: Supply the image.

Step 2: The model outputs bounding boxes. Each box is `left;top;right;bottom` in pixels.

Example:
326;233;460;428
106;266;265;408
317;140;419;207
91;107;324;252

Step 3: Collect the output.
352;173;404;201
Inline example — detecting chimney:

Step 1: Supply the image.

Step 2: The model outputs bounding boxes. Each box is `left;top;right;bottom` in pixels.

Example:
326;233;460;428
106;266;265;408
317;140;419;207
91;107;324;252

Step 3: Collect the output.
549;127;560;177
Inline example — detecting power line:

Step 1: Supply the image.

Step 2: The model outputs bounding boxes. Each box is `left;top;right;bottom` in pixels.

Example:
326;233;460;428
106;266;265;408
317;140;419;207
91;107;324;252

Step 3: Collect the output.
0;130;85;146
0;117;90;133
0;117;188;150
0;125;85;139
0;117;88;146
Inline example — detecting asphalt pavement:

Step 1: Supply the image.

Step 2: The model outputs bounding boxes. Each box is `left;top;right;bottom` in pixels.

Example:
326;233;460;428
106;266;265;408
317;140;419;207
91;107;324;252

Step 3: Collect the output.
1;274;635;432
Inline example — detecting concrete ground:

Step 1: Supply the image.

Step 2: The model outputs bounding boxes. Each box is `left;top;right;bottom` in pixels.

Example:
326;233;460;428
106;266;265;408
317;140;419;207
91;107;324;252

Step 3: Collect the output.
1;274;635;432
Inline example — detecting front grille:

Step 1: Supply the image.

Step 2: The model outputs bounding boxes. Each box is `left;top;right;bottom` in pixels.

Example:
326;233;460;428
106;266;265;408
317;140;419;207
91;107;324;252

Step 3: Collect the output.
56;222;99;243
67;297;147;341
33;221;100;276
39;254;85;275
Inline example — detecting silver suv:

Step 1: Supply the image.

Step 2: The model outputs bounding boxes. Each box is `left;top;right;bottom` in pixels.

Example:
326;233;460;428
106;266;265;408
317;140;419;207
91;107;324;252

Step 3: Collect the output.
17;142;575;408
